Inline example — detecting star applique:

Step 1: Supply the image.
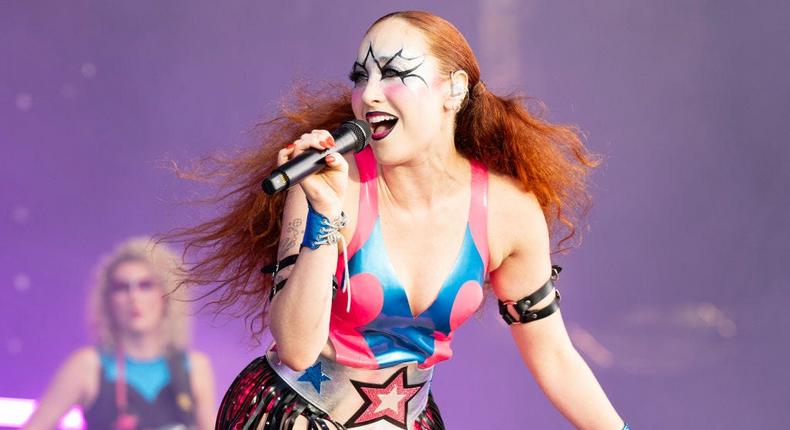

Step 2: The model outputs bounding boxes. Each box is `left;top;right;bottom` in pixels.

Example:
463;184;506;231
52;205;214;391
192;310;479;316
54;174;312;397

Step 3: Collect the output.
297;362;331;393
346;367;425;429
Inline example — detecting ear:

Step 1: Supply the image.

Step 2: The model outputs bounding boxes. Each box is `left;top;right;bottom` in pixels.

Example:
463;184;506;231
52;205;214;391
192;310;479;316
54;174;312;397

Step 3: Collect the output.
445;70;470;111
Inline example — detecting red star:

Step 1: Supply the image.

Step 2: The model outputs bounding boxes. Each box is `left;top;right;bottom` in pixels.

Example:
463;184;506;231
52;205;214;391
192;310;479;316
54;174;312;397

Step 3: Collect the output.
346;367;425;429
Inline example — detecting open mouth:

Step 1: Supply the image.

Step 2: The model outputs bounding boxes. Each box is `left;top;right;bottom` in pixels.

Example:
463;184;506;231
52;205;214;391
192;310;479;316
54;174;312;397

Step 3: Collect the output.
366;112;399;141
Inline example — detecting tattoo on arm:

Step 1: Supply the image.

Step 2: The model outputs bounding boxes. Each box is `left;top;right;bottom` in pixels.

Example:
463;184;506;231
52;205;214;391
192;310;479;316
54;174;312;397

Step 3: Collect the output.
282;218;304;252
276;218;304;283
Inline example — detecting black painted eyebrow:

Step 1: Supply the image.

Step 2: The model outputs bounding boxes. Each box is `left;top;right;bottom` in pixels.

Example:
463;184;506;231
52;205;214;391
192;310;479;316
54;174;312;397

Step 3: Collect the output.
351;44;427;86
353;44;423;74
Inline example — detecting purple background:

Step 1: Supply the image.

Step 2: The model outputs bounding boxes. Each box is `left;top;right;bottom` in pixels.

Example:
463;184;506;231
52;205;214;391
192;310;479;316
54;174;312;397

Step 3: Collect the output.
2;1;789;428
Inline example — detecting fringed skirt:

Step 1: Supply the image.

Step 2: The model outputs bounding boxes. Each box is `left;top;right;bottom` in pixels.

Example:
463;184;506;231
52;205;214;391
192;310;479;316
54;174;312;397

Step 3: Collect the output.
216;350;444;430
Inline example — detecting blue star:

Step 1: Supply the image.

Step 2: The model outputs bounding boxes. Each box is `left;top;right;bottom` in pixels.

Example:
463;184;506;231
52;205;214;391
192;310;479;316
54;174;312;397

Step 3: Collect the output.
298;362;331;393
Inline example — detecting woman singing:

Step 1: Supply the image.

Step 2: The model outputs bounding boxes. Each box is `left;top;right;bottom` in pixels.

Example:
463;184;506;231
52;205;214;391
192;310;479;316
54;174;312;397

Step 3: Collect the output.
176;11;627;430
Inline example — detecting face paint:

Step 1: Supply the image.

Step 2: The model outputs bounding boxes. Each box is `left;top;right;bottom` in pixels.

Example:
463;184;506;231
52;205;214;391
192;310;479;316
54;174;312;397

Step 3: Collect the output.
349;44;428;89
349;19;453;162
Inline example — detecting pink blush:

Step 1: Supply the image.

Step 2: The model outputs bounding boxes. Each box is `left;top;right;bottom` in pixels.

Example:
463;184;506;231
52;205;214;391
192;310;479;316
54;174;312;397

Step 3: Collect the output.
383;83;426;103
351;89;362;107
382;85;405;100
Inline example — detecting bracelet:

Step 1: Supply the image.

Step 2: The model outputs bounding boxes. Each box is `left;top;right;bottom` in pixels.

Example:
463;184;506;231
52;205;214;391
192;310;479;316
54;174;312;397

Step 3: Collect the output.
301;204;347;250
300;203;354;313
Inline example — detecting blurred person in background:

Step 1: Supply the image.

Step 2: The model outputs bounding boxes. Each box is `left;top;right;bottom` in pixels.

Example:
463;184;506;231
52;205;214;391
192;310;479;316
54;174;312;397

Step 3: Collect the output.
174;10;627;430
23;237;216;430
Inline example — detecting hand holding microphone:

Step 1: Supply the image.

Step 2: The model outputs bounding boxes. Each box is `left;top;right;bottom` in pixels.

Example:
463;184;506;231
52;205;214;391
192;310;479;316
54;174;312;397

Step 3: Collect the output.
264;119;371;215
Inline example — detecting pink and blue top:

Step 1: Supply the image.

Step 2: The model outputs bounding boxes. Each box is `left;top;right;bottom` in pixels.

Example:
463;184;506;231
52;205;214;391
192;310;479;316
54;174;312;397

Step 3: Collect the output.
329;146;489;369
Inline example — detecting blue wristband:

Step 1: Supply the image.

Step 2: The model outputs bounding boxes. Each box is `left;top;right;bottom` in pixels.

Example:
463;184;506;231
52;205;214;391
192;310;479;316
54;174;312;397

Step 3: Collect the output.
301;204;346;250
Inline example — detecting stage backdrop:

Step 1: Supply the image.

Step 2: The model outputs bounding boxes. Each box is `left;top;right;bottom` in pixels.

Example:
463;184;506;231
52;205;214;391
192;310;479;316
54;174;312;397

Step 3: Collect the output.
2;1;788;428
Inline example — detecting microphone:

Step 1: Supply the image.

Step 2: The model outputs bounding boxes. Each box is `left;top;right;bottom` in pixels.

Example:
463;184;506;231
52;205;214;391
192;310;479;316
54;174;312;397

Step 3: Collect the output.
261;119;372;195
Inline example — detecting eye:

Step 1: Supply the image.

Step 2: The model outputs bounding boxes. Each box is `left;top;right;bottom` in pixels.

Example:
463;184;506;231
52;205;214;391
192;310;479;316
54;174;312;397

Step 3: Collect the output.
108;281;130;294
137;279;157;291
348;71;368;84
381;68;402;79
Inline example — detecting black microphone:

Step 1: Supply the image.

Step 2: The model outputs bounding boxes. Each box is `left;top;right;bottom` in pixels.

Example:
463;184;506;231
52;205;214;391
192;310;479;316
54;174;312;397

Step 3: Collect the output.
261;119;372;195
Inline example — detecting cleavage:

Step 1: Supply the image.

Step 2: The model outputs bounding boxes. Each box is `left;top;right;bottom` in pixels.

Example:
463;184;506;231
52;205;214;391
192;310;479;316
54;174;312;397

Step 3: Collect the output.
378;200;470;317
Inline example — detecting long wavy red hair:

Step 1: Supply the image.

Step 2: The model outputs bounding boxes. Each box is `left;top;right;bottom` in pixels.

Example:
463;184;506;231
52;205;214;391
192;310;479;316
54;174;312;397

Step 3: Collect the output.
168;11;597;338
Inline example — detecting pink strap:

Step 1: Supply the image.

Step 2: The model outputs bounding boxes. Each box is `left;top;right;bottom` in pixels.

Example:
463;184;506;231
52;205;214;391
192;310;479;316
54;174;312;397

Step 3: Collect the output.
468;159;489;273
115;347;127;411
347;146;378;256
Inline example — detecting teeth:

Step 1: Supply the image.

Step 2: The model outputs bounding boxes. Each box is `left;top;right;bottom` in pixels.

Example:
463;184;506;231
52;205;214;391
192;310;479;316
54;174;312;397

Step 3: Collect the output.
368;114;397;124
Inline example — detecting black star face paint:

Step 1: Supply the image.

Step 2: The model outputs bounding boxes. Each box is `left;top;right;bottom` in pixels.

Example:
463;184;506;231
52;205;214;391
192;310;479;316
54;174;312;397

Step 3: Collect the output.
349;44;428;88
350;18;455;162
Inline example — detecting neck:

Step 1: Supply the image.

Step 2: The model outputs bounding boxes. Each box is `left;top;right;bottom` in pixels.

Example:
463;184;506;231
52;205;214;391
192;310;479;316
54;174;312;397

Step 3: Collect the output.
117;330;166;360
378;143;469;211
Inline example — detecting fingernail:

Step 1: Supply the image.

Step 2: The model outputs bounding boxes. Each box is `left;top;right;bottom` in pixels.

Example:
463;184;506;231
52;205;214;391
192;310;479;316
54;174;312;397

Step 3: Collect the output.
326;138;335;148
287;143;295;150
325;155;335;163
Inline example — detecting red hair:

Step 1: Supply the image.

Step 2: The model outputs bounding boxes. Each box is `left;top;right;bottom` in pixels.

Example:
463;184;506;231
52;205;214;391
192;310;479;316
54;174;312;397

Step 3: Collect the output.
169;12;597;338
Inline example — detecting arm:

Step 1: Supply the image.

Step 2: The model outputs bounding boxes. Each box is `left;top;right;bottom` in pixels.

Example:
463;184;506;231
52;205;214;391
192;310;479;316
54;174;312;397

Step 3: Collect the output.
268;130;349;370
188;351;217;430
490;190;624;430
22;347;98;430
269;185;340;370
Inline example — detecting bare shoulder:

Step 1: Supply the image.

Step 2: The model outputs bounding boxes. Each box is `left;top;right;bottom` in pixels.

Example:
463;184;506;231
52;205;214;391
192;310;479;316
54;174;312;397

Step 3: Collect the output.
187;350;213;372
67;346;100;372
487;172;550;271
488;173;544;221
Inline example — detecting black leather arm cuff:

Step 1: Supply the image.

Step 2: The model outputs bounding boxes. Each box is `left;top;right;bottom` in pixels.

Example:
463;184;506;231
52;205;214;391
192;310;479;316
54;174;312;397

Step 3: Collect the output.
497;265;562;325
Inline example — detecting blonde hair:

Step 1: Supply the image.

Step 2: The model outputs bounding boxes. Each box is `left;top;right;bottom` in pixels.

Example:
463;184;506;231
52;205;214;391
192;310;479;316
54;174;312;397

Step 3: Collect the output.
87;237;191;351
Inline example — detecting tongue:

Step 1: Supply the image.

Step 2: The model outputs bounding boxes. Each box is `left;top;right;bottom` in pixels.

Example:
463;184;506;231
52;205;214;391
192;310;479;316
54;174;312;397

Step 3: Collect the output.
374;124;389;135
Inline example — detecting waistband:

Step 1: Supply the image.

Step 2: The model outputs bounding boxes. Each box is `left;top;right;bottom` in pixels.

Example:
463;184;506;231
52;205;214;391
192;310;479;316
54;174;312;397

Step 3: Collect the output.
266;348;434;429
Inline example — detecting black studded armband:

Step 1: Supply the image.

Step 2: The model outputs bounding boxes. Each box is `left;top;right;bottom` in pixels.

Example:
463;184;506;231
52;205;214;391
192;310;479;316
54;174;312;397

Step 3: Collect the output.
261;254;339;301
498;265;562;325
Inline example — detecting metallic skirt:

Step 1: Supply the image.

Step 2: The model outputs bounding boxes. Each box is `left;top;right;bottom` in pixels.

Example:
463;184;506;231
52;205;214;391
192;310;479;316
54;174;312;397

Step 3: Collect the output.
216;350;444;430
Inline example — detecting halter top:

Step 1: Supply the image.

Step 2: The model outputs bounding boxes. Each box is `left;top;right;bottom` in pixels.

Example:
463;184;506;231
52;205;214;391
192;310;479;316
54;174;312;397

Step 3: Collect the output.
329;146;489;369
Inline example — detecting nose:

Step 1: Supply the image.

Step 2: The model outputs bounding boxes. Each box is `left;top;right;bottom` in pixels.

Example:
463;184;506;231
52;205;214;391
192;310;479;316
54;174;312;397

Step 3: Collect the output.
360;76;384;107
127;287;142;304
127;284;149;303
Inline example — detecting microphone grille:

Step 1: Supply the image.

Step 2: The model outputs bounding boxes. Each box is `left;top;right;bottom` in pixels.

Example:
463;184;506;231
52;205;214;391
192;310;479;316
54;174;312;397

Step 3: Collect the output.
343;119;372;151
